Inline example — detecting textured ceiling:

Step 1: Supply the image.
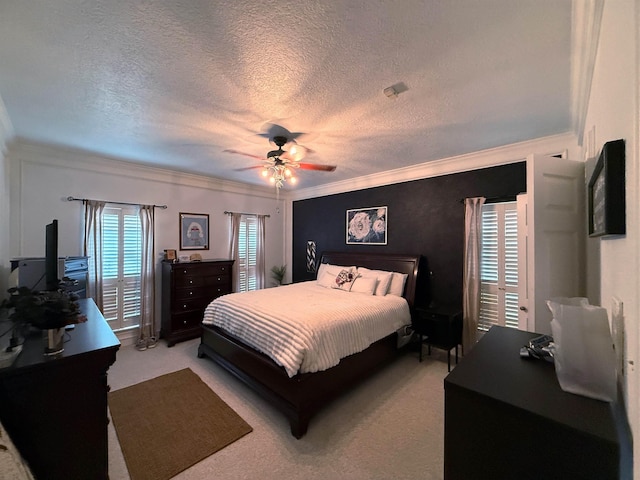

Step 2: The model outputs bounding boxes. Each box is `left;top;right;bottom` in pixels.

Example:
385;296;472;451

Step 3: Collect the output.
0;0;574;190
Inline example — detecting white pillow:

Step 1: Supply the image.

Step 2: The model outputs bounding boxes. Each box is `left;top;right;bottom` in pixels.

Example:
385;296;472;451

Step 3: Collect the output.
350;275;378;295
388;272;408;297
330;268;358;292
357;267;393;296
317;268;339;288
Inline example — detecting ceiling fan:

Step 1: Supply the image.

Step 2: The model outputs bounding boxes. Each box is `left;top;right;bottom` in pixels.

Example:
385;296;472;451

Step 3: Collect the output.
225;130;337;191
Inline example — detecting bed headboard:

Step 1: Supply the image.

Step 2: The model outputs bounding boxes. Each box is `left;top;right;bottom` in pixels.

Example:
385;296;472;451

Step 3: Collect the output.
319;252;422;309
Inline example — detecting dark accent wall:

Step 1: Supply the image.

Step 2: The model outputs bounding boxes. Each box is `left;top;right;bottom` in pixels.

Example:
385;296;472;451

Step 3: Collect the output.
292;162;526;308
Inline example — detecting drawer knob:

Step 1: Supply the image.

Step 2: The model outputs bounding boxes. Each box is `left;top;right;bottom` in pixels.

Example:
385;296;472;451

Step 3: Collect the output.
189;291;193;296
183;270;187;274
183;304;187;309
217;277;221;281
183;320;187;325
217;288;221;292
189;280;193;284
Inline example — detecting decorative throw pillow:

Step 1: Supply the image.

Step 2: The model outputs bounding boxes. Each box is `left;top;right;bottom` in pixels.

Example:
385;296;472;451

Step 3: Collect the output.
357;267;393;296
388;272;408;297
350;275;378;295
331;268;358;292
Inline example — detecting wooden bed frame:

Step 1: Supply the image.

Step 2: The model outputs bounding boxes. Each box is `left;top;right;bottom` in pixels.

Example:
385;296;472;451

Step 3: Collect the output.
197;251;421;438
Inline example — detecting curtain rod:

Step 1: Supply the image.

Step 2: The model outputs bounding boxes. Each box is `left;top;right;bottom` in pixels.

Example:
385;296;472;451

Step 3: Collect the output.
224;210;270;218
459;194;517;204
66;196;168;209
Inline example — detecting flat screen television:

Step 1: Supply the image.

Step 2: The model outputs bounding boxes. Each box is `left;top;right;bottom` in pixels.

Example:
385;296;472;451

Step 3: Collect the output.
45;219;59;291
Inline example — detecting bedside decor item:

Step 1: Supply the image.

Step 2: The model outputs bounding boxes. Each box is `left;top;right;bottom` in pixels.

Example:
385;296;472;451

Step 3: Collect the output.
179;213;209;250
588;139;625;237
346;206;387;244
164;249;177;261
306;241;316;273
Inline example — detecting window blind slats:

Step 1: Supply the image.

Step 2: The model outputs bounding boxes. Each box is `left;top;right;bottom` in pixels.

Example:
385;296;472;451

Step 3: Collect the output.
479;202;518;331
102;206;142;330
238;215;258;292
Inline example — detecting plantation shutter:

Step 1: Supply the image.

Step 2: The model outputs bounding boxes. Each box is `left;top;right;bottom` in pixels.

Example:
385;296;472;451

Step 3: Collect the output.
237;215;258;292
478;202;519;331
101;206;142;330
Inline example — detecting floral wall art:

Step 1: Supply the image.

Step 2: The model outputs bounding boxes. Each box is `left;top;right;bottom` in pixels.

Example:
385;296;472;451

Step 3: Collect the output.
346;206;387;245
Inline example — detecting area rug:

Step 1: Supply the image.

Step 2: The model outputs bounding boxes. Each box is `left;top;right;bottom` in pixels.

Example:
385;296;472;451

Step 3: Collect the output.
109;368;252;480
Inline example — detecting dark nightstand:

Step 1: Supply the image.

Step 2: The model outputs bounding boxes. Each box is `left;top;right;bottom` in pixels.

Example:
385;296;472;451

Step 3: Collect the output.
412;304;463;371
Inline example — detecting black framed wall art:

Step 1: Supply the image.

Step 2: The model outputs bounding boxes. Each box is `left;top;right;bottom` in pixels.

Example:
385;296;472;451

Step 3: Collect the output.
588;139;625;237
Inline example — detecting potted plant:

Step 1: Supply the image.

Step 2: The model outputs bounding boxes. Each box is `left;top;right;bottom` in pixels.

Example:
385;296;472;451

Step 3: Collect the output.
270;265;287;286
1;280;87;354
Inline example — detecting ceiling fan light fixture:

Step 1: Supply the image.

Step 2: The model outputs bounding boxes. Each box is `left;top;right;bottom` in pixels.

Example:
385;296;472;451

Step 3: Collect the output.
287;144;306;161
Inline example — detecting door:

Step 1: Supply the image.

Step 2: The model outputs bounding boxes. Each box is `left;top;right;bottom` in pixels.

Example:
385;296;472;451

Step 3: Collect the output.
523;154;585;334
517;193;529;330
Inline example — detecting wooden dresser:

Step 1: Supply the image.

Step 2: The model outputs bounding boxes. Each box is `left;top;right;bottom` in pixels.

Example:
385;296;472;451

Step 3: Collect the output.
161;259;234;346
0;298;120;480
444;326;632;479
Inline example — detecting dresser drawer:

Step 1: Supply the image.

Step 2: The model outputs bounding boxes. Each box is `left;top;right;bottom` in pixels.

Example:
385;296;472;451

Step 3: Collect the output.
210;283;232;297
171;311;203;331
174;285;213;301
204;273;231;287
171;296;211;313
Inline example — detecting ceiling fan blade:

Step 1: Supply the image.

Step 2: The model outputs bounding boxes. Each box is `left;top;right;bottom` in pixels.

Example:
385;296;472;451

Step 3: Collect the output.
297;163;337;172
234;165;264;171
223;149;265;161
258;123;305;143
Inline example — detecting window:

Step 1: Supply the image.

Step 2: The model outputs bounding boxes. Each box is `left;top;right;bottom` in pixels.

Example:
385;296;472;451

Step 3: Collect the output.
478;201;519;331
101;205;142;331
237;215;258;292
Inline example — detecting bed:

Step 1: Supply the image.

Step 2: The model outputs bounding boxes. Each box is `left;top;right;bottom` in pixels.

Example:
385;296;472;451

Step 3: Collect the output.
197;251;421;438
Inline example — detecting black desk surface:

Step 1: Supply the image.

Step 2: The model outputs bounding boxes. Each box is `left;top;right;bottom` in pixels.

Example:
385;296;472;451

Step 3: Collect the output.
444;325;621;445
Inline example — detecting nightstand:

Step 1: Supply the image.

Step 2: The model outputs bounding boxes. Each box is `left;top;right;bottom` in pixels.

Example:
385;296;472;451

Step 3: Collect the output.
412;304;463;371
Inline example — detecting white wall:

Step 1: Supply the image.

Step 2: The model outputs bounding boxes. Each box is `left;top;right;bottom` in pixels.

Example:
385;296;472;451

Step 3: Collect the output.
6;139;288;339
582;0;639;470
0;98;14;299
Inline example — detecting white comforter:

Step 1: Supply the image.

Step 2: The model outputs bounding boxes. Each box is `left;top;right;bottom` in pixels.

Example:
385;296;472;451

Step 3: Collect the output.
202;281;411;377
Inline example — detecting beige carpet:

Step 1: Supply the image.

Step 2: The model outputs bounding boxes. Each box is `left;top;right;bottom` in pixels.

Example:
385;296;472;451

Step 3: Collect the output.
108;368;252;480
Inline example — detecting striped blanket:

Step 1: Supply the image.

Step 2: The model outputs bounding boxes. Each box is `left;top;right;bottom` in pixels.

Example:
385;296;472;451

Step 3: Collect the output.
202;281;411;377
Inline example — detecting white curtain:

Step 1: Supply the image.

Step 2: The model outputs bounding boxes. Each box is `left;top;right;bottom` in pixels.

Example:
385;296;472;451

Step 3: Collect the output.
83;200;105;310
136;205;157;350
256;214;267;289
462;196;485;352
229;212;242;291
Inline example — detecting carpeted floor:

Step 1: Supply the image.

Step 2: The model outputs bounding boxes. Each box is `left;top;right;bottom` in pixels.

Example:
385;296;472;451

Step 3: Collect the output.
109;368;252;480
108;338;451;480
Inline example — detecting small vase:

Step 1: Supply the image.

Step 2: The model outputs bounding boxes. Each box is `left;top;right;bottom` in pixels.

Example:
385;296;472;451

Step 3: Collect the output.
43;327;65;356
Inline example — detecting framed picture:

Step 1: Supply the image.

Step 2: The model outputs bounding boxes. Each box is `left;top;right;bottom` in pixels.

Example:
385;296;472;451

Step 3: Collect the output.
346;206;387;245
164;249;177;261
179;213;209;250
588;139;625;237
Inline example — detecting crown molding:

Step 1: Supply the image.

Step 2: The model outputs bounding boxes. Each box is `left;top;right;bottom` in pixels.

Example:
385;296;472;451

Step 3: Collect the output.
571;0;604;146
8;138;279;199
290;132;578;201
